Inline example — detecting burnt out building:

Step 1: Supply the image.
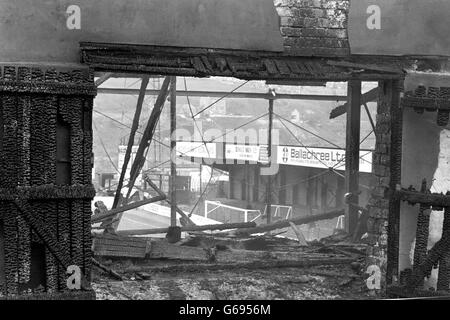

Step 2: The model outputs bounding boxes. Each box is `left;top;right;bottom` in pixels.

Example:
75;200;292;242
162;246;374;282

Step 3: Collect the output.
0;0;449;300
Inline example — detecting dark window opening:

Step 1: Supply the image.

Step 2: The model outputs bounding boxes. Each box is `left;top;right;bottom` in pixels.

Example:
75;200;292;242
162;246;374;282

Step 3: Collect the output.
56;115;71;185
0;221;6;291
18;241;47;293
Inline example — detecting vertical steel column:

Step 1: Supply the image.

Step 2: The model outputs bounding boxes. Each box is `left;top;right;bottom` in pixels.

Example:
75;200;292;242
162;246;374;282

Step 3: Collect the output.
170;76;177;228
266;93;274;225
345;80;362;234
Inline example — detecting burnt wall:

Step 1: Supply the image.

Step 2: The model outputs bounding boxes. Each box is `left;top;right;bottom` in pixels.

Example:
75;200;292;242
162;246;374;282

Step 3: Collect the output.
365;80;403;292
0;64;96;297
399;110;442;274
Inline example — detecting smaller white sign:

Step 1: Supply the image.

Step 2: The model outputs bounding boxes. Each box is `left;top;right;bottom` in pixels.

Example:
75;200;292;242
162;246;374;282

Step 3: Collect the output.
176;141;217;159
226;144;267;163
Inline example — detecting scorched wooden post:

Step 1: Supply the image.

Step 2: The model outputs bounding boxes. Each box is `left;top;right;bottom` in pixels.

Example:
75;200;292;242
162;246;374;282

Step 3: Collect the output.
266;89;275;225
345;80;362;234
167;76;181;243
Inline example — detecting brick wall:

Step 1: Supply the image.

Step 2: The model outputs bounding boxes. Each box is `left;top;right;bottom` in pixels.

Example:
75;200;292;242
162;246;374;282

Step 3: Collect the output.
365;80;403;293
274;0;350;56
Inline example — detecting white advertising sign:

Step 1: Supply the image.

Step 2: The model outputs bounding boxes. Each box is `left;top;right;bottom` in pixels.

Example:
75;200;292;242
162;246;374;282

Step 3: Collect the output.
225;144;270;163
176;142;216;159
277;146;372;173
225;144;261;162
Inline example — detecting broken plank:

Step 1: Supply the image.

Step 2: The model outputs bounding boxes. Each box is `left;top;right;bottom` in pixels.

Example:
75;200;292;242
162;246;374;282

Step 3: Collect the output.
394;190;450;208
232;209;344;236
117;221;256;236
149;241;207;261
144;177;195;226
92;258;123;281
94;250;146;258
93;238;148;249
329;87;378;119
147;240;352;264
123;256;356;274
91;195;166;224
289;222;308;246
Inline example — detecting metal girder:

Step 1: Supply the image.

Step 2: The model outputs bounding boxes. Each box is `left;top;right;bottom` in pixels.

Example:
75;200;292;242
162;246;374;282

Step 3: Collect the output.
97;87;347;102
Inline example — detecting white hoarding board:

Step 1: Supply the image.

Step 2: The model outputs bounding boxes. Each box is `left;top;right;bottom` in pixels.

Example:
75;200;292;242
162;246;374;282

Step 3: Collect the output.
277;146;372;173
176;142;216;159
225;144;261;162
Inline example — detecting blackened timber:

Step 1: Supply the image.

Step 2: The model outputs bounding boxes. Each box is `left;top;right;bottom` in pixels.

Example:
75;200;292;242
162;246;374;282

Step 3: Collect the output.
91;258;123;281
124;257;356;273
144;177;195;226
113;76;149;210
91;196;166;224
393;190;450;208
232;209;344;236
125;77;170;198
387;79;403;286
330;88;378;119
402;96;450;111
345;80;361;234
80;43;406;82
12;198;90;290
408;232;450;290
117;221;257;236
94;73;113;87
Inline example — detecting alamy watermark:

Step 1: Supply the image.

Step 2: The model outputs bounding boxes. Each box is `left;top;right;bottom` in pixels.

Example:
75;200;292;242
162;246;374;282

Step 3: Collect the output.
171;122;280;176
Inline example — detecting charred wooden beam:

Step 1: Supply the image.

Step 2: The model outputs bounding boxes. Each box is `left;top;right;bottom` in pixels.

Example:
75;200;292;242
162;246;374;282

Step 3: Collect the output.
232;209;344;236
112;76;149;211
326;61;403;74
91;258;123;281
13;198;90;290
408;234;450;291
147;240;353;265
329;87;378;119
144;177;195;226
401;96;450;112
345;80;361;234
408;202;450;291
91;196;166;224
117;221;257;236
393;190;450;208
94;72;114;87
81;42;406;82
125;77;171;198
387;79;403;286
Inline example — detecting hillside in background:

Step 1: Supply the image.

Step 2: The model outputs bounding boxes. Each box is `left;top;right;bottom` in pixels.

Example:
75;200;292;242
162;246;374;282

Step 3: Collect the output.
93;77;378;175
